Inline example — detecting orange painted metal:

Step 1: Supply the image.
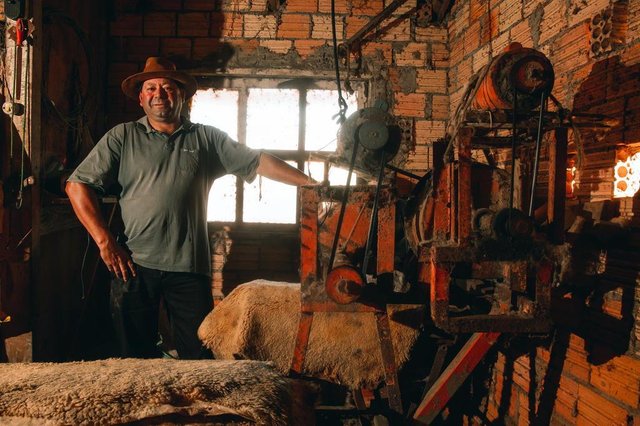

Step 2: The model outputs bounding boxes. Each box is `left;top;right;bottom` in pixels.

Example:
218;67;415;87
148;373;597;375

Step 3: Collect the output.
413;332;501;424
291;184;403;412
325;264;365;304
472;42;554;112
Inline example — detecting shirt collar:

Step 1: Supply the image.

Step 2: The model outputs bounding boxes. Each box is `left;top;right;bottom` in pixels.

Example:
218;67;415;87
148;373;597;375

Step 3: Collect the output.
135;116;196;134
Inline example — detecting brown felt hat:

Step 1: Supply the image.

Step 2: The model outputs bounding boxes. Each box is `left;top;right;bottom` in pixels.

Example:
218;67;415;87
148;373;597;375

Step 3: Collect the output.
121;57;198;100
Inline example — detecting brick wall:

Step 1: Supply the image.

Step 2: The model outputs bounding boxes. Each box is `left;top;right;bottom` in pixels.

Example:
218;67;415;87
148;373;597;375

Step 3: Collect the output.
107;0;450;174
106;0;450;294
447;0;640;424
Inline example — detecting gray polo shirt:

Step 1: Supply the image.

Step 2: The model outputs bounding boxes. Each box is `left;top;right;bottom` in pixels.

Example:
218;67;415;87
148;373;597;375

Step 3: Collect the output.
68;116;261;276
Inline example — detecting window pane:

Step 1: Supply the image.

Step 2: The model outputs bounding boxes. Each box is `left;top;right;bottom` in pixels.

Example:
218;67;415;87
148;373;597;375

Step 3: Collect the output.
191;89;239;140
246;89;299;150
243;161;297;223
305;161;357;185
207;175;237;221
305;90;359;152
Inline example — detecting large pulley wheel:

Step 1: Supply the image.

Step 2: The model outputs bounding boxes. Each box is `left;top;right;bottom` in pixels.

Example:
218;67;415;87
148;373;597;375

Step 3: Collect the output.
326;265;366;304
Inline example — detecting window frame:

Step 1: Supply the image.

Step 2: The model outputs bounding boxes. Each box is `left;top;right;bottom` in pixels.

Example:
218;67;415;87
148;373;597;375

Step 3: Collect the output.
190;76;366;226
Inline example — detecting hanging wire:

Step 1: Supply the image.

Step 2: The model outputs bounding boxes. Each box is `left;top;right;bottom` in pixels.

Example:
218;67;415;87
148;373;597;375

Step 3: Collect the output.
330;0;348;124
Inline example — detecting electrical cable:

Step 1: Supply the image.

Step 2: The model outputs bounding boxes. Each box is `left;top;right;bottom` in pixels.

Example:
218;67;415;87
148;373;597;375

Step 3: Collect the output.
330;0;348;124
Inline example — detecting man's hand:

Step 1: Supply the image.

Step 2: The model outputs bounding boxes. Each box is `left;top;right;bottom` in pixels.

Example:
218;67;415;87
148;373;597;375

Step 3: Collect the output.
66;181;137;282
98;237;136;282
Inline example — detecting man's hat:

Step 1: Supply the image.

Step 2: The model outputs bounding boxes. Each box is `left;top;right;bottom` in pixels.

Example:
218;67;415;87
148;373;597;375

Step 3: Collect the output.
121;57;198;100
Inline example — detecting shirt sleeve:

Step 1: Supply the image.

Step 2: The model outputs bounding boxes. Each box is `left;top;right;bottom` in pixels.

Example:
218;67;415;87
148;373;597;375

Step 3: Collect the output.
67;124;124;193
207;126;261;183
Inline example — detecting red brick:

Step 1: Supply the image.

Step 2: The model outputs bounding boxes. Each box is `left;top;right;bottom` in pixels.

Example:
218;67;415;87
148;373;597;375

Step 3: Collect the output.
285;0;318;13
351;0;383;16
450;33;465;68
361;42;392;62
491;30;511;54
415;26;448;43
294;39;325;58
211;12;243;38
449;1;469;40
147;0;182;10
192;38;224;60
144;12;176;36
577;383;632;425
499;0;521;33
312;15;342;39
380;19;411;42
244;14;277;38
568;0;611;27
464;20;481;55
345;16;368;39
470;0;487;23
396;42;427;67
431;42;449;68
510;19;534;48
431;94;449;120
178;12;210;36
416;69;447;94
277;14;311;39
622;42;640;66
126;37;161;61
472;44;491;73
415;120;446;143
590;355;640;407
221;0;251;12
318;0;348;14
259;39;292;54
160;38;192;59
539;0;568;46
480;7;499;44
184;0;218;10
110;14;143;37
108;62;140;87
394;93;427;118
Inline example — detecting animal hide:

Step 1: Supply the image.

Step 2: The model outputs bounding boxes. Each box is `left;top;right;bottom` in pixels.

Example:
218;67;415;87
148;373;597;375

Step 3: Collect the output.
198;280;424;389
0;358;315;425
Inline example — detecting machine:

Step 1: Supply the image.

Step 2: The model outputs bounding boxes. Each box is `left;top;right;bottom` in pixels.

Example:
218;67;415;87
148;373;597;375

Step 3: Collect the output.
290;43;572;423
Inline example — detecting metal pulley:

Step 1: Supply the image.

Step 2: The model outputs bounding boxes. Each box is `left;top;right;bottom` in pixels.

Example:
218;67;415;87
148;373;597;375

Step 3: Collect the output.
326;264;366;304
472;42;554;112
334;104;401;177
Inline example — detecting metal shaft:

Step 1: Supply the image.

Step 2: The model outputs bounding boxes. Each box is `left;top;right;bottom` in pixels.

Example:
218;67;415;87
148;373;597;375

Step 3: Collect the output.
528;91;548;217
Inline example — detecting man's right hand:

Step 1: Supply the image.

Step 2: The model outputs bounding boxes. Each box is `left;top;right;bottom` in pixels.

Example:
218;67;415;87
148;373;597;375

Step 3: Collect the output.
98;237;136;282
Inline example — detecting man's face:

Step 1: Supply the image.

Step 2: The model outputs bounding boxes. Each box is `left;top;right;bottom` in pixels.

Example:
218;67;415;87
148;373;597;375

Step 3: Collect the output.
138;78;183;123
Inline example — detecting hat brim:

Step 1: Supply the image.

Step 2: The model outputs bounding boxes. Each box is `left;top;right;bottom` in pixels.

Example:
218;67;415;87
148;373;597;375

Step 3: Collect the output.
121;70;198;100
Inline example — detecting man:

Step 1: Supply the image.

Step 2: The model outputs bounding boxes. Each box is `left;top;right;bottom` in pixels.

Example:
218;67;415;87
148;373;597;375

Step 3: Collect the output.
66;57;313;359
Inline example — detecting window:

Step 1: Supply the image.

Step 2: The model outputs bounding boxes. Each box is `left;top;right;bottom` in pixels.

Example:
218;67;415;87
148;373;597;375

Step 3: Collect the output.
190;78;360;223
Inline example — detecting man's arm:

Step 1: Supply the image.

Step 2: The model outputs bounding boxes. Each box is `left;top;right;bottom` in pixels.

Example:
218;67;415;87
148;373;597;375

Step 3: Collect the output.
255;153;315;186
65;181;136;281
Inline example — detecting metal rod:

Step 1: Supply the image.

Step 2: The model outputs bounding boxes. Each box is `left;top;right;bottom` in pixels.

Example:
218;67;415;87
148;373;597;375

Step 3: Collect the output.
362;152;387;277
385;163;422;180
342;0;411;53
528;91;548;217
328;140;359;271
508;88;518;233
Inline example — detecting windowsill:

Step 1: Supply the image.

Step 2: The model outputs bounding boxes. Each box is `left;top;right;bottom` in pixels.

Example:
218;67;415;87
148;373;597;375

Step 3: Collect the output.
207;221;299;236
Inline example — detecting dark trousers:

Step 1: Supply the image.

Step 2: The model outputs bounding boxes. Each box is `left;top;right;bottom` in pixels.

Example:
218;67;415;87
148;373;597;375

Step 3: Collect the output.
110;265;213;359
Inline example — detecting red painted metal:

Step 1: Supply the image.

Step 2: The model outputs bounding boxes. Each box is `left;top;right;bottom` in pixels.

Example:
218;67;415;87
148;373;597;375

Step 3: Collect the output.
325;264;365;304
291;185;404;413
412;332;501;424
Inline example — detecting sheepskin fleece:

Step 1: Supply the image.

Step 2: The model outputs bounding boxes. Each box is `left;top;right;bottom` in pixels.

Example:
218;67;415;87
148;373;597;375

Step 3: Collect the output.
198;280;423;389
0;358;313;425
